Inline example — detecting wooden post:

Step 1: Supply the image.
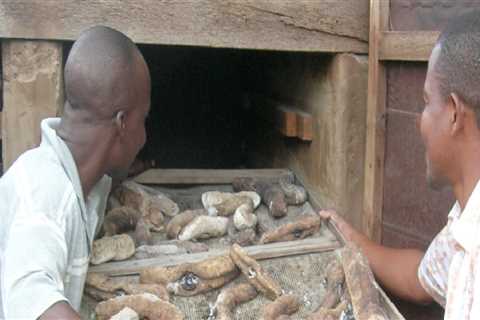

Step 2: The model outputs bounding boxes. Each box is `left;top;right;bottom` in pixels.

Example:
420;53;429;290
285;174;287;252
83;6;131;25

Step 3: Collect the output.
362;0;389;243
2;40;64;170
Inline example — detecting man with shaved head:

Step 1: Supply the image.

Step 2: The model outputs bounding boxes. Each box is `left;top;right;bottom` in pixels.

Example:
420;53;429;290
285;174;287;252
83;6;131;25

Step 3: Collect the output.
0;26;150;319
321;11;480;319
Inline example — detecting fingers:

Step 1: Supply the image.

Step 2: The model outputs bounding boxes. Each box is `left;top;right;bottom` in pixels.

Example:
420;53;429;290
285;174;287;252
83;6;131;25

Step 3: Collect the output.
318;209;338;220
318;209;345;228
318;209;354;242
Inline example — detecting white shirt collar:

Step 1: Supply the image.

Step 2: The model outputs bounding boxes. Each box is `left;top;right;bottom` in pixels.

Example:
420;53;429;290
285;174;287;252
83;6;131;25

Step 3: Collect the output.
451;179;480;252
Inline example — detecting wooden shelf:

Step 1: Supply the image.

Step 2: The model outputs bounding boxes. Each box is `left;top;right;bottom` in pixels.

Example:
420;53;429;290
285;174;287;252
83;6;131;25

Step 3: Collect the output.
134;168;295;185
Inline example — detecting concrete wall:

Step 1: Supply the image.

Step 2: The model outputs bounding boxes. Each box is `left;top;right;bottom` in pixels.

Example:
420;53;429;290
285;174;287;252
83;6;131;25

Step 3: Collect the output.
2;40;63;169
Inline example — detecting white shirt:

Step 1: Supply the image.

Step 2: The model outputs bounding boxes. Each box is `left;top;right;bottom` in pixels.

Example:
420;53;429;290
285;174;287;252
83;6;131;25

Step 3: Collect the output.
0;118;111;319
418;179;480;319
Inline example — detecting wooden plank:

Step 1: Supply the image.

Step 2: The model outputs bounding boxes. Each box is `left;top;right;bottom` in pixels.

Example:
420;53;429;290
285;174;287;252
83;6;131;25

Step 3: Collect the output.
134;168;295;185
0;0;368;53
2;40;63;169
362;0;389;243
379;31;439;61
296;111;313;141
258;97;313;141
277;106;297;138
88;236;341;276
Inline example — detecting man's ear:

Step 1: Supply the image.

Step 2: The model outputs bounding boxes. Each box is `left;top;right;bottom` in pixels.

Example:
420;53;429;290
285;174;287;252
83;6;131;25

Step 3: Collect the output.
449;92;465;136
114;110;127;136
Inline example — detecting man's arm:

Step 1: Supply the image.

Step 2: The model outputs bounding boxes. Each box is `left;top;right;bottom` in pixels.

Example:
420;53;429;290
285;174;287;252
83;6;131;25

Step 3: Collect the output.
2;213;78;319
39;301;81;320
320;210;433;304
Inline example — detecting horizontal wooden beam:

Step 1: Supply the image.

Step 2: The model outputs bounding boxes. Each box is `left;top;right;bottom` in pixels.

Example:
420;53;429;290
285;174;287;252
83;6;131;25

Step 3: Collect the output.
88;236;341;276
134;168;295;185
379;31;439;61
0;0;368;53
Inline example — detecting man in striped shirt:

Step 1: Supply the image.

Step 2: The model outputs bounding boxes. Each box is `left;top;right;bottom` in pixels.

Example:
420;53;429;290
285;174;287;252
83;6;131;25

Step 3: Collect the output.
0;26;151;319
321;11;480;319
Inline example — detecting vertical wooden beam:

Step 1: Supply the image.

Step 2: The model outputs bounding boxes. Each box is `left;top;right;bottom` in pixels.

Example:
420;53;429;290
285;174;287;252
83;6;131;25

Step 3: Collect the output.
363;0;389;242
2;40;64;170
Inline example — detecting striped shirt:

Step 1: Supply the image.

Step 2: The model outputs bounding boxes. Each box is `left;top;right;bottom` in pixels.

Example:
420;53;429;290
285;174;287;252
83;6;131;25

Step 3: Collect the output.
418;179;480;319
0;118;111;319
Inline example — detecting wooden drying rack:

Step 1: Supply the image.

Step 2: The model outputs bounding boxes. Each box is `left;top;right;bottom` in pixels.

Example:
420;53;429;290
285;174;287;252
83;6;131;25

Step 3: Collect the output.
88;168;344;277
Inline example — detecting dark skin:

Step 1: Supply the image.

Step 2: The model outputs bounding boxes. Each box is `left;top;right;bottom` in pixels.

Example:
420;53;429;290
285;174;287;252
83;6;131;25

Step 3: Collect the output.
320;44;480;305
38;28;151;319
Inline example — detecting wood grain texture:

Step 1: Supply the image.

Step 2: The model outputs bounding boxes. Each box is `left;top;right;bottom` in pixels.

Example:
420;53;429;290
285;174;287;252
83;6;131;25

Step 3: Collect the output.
134;168;294;185
362;0;389;243
379;31;439;61
2;40;63;169
88;236;340;276
0;0;368;53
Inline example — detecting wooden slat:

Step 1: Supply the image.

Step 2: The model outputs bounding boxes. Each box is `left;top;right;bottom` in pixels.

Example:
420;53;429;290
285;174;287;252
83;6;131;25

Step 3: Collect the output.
0;0;368;53
296;111;313;141
88;236;341;276
276;105;313;141
362;0;389;243
379;31;439;61
277;106;297;137
134;168;295;185
249;94;313;141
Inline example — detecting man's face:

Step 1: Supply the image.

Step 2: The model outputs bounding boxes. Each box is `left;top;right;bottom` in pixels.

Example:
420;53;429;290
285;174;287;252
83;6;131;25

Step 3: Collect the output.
419;45;451;190
108;57;151;180
123;94;150;170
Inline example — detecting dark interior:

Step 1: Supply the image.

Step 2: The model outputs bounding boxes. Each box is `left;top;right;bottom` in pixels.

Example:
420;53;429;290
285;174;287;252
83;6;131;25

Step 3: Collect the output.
139;44;252;168
137;44;325;169
62;42;327;169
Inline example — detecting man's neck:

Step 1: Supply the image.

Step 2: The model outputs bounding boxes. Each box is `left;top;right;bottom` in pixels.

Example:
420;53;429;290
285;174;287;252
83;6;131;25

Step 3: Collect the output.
57;116;114;197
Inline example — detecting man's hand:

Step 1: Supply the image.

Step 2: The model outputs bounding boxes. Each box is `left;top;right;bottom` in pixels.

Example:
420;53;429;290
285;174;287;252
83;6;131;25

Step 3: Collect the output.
319;209;432;304
39;301;81;320
319;209;362;243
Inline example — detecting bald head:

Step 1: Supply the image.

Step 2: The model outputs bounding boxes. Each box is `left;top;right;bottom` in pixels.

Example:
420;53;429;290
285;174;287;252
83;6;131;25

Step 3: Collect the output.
64;26;149;120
